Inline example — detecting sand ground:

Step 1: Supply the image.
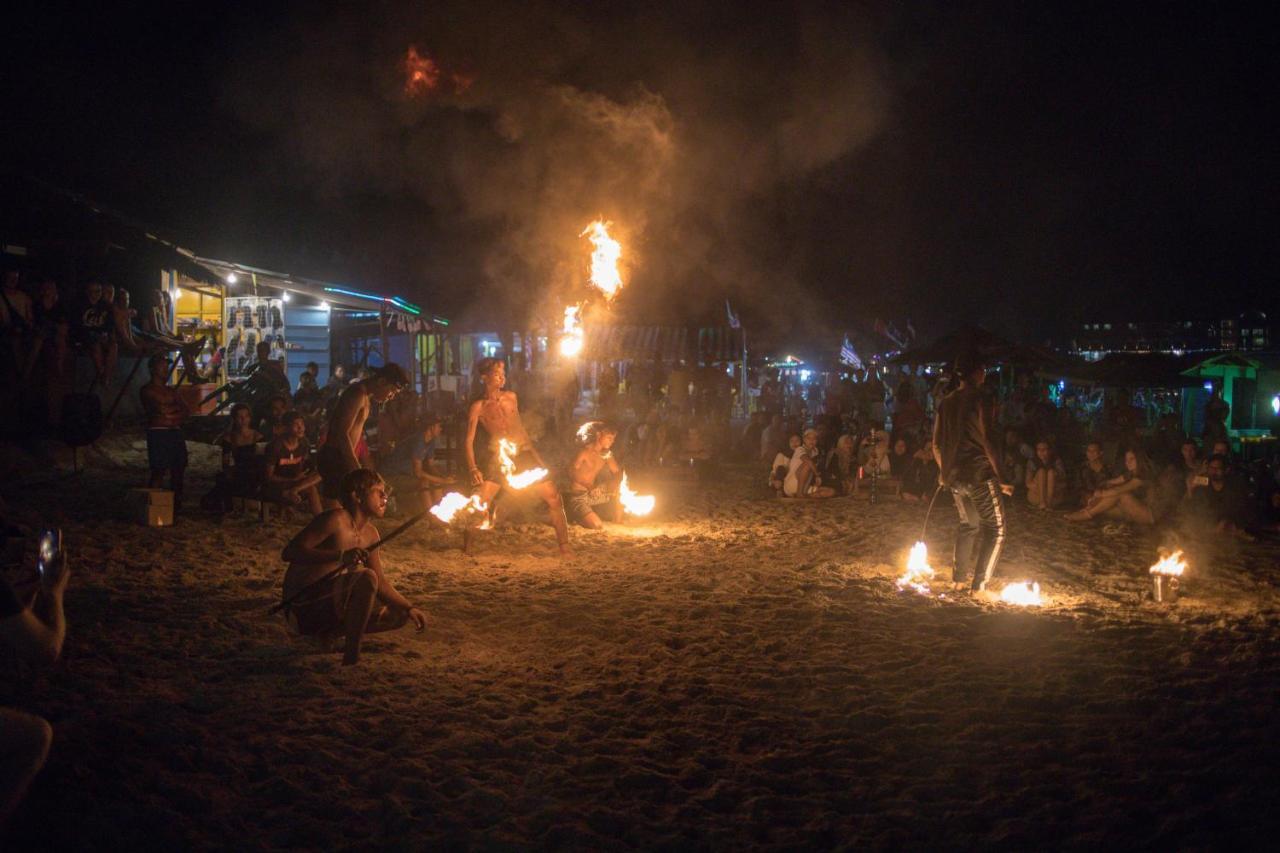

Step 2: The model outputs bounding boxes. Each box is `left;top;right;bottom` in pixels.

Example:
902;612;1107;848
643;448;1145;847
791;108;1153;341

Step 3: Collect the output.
3;437;1279;849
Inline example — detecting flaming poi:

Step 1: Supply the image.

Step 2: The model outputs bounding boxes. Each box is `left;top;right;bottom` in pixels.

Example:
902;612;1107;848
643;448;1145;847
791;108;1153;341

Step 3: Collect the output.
896;541;936;595
581;220;622;301
618;473;655;517
1149;549;1187;577
999;581;1044;607
559;305;584;357
498;439;549;489
429;492;488;525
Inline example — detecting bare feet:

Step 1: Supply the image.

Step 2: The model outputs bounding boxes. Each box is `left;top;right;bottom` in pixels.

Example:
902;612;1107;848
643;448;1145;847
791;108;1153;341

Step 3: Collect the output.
1064;509;1092;522
559;543;573;558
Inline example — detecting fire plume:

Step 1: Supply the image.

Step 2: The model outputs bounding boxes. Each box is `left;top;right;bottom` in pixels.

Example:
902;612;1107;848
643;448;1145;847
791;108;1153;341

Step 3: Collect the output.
430;492;487;525
498;439;548;489
1149;549;1187;577
999;581;1044;606
559;305;584;357
619;473;655;517
581;220;623;300
896;541;935;595
402;46;441;96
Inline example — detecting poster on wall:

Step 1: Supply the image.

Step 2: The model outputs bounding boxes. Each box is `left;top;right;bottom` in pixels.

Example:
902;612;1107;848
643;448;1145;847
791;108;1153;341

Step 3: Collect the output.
224;296;286;378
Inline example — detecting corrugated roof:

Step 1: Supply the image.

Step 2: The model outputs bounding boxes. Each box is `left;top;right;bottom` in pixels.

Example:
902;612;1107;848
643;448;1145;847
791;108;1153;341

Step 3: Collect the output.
584;324;744;363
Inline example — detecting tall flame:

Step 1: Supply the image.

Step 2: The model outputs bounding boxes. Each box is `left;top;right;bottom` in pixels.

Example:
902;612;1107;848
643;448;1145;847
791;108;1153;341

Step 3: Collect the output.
581;220;622;300
1149;549;1187;577
618;473;655;516
896;541;935;595
498;439;548;489
430;491;488;525
999;581;1044;606
559;305;584;357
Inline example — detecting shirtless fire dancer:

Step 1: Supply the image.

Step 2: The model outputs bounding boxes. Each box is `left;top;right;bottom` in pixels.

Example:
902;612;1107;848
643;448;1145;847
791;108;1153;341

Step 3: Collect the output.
464;358;571;555
567;421;622;529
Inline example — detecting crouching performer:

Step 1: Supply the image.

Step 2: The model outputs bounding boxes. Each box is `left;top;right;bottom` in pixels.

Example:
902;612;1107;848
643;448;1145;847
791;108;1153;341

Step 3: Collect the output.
567;422;623;529
280;469;426;665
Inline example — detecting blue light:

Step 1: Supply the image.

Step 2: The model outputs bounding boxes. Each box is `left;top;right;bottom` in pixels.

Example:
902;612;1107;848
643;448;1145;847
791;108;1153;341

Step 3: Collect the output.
1272;395;1279;416
1058;380;1065;390
1203;381;1214;392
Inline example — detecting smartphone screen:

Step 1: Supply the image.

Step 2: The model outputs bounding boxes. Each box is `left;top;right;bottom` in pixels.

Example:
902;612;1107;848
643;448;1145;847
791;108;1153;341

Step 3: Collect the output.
37;528;60;575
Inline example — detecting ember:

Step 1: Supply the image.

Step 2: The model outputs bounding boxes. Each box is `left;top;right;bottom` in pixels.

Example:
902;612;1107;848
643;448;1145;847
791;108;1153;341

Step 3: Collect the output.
896;541;935;595
559;305;584;357
618;473;655;517
498;439;548;489
402;46;441;96
999;581;1044;607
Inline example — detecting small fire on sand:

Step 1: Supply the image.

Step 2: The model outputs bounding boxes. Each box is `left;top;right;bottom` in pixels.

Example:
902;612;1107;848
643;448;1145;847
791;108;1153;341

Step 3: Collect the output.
999;581;1044;607
1150;549;1187;577
430;492;487;525
618;473;655;517
581;220;622;300
559;305;584;357
499;439;549;489
896;541;936;595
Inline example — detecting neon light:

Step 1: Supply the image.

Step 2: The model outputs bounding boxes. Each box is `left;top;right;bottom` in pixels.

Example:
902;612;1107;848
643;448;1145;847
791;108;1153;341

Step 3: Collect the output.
324;285;384;303
1272;395;1279;416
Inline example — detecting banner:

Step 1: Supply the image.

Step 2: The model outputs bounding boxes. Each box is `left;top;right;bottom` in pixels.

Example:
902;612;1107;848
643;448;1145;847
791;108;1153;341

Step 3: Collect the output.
224;296;286;378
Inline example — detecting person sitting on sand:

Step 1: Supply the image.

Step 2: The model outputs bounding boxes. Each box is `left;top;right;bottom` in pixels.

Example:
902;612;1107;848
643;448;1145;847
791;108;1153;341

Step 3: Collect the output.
888;435;912;479
1075;441;1111;507
824;434;858;496
393;414;454;512
901;438;940;502
1066;447;1157;525
1025;439;1067;510
1186;453;1254;538
1178;438;1204;497
464;358;570;555
783;429;836;498
280;469;426;665
770;434;802;492
256;393;290;441
263;411;323;514
566;422;623;529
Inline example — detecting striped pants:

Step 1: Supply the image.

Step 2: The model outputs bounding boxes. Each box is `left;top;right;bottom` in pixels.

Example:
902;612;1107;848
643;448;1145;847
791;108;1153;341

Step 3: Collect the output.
950;479;1007;591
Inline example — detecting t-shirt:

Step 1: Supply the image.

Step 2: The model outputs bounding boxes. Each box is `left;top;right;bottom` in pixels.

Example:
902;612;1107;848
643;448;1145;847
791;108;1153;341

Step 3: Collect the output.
79;301;110;339
399;434;437;477
783;446;813;496
266;438;311;481
935;386;997;486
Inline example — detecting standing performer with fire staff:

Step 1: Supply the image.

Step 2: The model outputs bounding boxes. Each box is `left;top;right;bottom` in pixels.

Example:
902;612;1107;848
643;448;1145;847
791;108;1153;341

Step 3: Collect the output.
567;422;623;529
932;352;1013;593
464;358;571;556
315;363;410;509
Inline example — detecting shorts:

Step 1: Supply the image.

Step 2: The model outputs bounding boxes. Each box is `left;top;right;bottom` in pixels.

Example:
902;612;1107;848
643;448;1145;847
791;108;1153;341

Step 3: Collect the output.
285;575;340;636
317;444;357;500
566;487;612;523
481;448;542;486
146;428;188;471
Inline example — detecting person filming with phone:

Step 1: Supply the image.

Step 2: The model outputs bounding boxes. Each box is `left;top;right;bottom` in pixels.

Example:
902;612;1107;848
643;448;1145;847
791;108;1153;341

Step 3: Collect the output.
1;525;69;827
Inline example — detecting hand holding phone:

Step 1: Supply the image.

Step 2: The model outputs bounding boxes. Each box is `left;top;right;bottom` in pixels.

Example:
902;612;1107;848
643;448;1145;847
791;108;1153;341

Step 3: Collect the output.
37;528;68;590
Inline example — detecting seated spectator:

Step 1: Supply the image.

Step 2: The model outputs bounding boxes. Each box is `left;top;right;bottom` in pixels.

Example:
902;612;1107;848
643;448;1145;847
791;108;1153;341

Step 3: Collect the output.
888;435;912;479
901;438;940;502
891;380;926;441
859;431;892;478
770;434;802;492
1066;448;1156;525
783;430;836;498
392;414;455;511
759;414;786;462
1186;454;1253;537
263;411;323;514
824;434;858;496
294;371;323;412
2;526;69;826
23;278;68;386
1178;438;1205;497
1000;427;1032;496
1025;440;1067;509
1076;441;1111;507
257;394;290;440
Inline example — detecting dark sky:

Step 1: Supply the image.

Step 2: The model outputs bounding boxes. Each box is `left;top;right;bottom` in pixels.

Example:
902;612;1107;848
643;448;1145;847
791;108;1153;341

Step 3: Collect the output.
3;1;1274;346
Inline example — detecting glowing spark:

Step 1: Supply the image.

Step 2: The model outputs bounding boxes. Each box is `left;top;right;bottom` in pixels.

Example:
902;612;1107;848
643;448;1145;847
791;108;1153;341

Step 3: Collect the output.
429;492;488;525
581;220;622;300
402;46;441;96
618;473;655;516
896;541;935;595
1149;549;1187;577
498;439;548;489
577;421;602;443
999;581;1044;606
559;305;584;357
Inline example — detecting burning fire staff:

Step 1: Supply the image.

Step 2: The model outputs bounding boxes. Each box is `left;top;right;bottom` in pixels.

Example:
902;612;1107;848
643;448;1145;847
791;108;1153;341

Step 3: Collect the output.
932;352;1013;593
464;358;571;556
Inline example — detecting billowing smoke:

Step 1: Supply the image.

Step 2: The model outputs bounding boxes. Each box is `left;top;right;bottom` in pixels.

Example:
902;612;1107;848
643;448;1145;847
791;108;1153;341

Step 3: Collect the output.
221;1;890;340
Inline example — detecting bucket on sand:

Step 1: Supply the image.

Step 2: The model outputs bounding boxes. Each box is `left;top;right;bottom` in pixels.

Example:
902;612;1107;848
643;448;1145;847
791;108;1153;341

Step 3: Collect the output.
1152;573;1180;604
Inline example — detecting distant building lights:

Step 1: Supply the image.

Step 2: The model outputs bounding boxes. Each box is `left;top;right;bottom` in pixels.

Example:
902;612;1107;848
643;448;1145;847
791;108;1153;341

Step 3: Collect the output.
281;292;291;302
226;273;238;284
320;300;331;311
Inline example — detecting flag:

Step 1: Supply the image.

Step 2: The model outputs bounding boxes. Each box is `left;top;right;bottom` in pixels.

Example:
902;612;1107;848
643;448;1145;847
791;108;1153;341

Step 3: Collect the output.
840;334;863;369
725;299;741;329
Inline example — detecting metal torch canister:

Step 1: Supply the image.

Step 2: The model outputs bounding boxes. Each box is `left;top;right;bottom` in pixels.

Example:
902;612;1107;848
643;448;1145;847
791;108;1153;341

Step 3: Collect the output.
1152;573;1180;604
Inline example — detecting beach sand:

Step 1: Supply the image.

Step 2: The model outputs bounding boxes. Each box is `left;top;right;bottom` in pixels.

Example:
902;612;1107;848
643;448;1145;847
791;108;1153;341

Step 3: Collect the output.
3;437;1279;848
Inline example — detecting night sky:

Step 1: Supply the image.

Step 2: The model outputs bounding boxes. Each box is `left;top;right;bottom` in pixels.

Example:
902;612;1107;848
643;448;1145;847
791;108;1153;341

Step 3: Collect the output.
3;1;1274;345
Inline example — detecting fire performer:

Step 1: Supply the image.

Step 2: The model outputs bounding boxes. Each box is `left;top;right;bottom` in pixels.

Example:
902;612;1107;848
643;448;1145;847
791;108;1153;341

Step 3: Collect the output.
280;469;426;665
316;363;410;509
464;358;571;555
567;422;623;529
932;352;1013;593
